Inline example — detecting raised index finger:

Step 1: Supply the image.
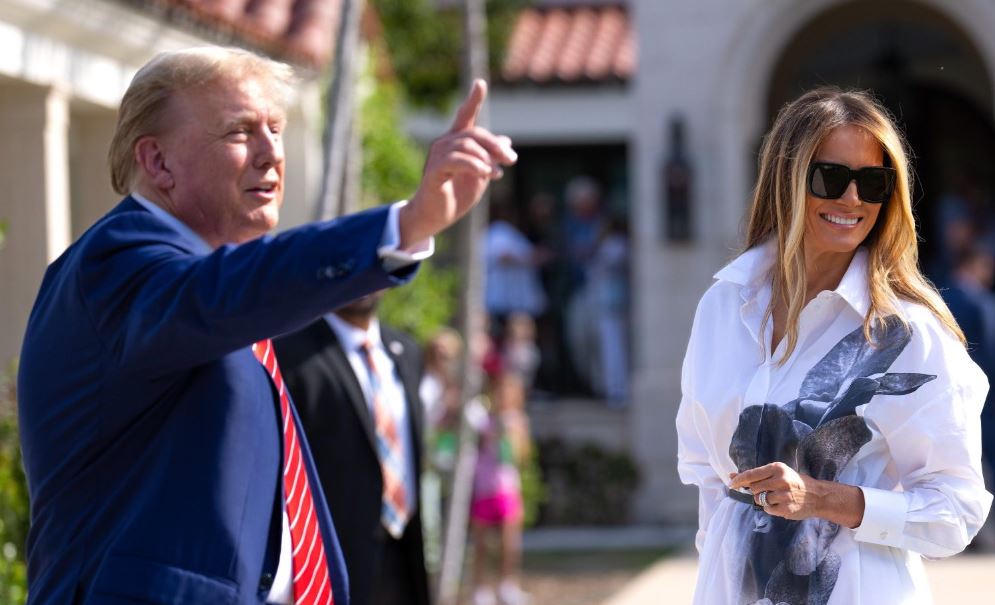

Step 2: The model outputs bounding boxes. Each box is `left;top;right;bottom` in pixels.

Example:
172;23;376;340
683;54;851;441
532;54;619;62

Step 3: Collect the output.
449;79;487;133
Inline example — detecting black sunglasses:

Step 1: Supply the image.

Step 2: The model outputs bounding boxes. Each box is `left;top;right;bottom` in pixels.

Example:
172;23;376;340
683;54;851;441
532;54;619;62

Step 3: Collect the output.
808;162;896;204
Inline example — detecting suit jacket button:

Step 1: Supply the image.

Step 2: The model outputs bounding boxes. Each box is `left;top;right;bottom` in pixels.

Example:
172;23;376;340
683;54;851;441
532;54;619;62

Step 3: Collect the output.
259;572;274;591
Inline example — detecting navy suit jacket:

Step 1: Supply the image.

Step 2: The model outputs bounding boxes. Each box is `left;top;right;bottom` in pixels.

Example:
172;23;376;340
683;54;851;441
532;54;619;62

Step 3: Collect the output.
18;197;415;604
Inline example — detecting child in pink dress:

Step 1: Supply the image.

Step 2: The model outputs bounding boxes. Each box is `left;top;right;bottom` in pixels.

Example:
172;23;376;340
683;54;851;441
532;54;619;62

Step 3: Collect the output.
470;316;536;605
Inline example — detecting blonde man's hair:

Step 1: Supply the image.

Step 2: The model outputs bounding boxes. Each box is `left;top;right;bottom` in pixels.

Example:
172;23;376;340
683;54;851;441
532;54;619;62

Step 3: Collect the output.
744;87;964;363
108;46;296;194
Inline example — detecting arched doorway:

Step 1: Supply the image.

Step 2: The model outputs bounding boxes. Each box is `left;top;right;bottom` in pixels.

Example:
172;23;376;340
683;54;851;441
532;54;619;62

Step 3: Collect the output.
767;0;995;279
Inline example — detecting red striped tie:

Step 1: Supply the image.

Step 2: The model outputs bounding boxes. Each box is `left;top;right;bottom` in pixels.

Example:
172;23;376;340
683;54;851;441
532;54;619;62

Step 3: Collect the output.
253;340;334;605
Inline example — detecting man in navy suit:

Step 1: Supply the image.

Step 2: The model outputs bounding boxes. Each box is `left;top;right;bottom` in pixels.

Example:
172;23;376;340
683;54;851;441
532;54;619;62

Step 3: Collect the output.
17;46;516;604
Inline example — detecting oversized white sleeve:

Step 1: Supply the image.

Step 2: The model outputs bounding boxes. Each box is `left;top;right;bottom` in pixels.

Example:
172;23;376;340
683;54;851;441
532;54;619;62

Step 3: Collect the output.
675;299;728;554
856;364;993;557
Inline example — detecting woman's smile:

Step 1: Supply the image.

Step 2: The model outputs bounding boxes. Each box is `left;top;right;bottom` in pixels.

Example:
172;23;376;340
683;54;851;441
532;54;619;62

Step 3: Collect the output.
819;212;862;227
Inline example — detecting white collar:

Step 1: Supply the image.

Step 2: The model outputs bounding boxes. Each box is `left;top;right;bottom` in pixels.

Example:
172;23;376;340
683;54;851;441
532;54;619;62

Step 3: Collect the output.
714;239;871;317
325;313;383;354
833;248;872;317
713;239;778;288
130;192;214;255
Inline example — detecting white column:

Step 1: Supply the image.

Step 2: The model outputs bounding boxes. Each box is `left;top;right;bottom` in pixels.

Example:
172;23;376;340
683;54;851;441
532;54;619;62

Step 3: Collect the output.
0;83;71;364
69;108;117;239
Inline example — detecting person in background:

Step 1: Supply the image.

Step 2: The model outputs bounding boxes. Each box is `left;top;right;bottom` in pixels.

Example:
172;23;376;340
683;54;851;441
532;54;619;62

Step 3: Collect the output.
275;292;430;605
940;246;995;376
590;217;631;404
502;314;541;397
469;352;533;605
562;177;606;394
932;170;995;280
420;328;463;436
940;245;995;550
484;201;548;333
561;176;605;288
418;328;464;572
522;192;559;251
522;192;564;398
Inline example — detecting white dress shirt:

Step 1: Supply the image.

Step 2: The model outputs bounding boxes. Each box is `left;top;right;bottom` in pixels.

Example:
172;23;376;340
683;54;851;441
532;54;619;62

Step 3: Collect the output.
130;193;431;605
676;241;993;605
324;313;419;507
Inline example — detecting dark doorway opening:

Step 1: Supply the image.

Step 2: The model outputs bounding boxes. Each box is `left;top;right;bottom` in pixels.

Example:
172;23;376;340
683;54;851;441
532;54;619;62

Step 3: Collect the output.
489;143;630;399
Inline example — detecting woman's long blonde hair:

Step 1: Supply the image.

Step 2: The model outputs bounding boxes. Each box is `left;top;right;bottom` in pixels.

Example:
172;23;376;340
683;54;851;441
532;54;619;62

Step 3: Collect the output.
744;87;964;362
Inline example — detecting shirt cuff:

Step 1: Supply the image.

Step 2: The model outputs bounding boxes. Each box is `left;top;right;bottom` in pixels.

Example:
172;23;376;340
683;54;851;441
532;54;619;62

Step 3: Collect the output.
378;201;435;273
852;486;906;548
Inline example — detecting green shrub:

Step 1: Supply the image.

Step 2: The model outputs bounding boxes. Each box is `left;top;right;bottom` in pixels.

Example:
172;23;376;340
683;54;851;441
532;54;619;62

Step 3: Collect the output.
370;0;527;111
359;72;426;209
0;361;28;604
519;444;546;528
536;439;640;525
358;61;458;343
378;260;458;344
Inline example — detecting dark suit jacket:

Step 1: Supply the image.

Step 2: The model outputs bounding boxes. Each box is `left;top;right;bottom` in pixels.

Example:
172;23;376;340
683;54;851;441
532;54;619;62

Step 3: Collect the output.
275;320;430;605
17;196;417;604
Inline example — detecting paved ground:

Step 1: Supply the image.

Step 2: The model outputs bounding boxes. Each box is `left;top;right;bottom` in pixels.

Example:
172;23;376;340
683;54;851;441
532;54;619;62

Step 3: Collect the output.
601;553;995;605
509;527;995;604
519;550;666;605
506;526;694;605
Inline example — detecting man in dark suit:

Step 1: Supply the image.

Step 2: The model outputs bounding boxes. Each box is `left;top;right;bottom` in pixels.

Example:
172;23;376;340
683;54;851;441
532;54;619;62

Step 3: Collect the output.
275;292;430;605
16;46;515;604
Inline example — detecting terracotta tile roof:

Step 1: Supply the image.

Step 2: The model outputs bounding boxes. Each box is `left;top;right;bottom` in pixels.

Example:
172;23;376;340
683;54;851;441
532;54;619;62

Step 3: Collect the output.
502;3;634;85
130;0;343;67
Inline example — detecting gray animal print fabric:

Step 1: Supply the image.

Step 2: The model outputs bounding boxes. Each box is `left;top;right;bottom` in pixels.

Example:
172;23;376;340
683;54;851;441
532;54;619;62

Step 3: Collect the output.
729;315;935;605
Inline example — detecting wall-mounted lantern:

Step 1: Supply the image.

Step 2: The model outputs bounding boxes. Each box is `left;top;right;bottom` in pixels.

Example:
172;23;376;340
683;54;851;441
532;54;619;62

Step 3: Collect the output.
663;116;692;242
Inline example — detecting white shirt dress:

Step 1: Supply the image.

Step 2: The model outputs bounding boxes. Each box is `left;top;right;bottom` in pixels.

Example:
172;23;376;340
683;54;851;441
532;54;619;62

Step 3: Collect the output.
676;242;993;605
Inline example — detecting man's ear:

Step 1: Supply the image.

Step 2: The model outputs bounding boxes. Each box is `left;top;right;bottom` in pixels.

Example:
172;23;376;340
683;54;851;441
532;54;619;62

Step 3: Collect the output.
134;136;174;190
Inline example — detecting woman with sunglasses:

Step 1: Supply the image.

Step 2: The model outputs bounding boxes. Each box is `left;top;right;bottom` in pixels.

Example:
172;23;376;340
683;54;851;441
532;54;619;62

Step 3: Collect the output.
676;87;992;604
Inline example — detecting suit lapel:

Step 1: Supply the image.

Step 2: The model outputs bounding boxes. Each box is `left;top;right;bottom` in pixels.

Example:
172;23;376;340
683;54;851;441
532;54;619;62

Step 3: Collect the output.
313;321;380;454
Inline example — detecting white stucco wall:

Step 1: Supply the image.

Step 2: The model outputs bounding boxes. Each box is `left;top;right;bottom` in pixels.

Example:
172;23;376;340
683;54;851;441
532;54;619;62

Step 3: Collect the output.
0;83;70;365
489;87;634;144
